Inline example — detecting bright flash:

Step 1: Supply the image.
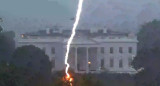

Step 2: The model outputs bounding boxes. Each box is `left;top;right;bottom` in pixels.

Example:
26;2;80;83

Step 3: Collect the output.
64;0;84;79
66;75;73;82
88;61;91;64
66;75;70;79
69;78;73;82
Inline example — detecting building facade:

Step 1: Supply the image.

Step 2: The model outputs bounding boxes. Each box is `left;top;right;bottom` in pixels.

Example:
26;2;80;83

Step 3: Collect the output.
17;28;138;74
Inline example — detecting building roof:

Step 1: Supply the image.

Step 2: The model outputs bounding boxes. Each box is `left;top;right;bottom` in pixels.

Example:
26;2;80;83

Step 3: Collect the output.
19;27;138;44
21;28;129;38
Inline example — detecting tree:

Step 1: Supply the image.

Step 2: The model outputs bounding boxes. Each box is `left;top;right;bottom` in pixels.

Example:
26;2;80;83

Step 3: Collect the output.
137;19;160;51
0;25;2;32
0;31;15;62
0;17;15;62
12;45;51;77
133;19;160;86
134;19;160;71
74;74;103;86
0;62;28;86
0;18;3;32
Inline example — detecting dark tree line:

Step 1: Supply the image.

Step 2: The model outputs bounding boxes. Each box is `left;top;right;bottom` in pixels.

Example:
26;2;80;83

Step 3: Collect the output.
0;23;52;86
133;20;160;86
0;31;15;62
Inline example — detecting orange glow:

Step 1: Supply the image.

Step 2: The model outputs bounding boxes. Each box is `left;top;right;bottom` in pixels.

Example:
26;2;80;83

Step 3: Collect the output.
62;74;74;86
69;78;73;82
65;74;73;82
66;75;70;79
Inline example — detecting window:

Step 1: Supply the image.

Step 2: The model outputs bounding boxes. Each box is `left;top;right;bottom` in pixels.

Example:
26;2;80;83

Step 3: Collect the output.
128;58;132;67
101;47;104;54
51;47;55;54
119;47;123;53
110;58;114;67
129;47;132;53
101;59;104;68
119;59;123;68
110;47;114;54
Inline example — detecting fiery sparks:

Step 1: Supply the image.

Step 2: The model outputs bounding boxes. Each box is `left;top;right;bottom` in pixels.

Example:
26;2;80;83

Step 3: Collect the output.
62;75;74;86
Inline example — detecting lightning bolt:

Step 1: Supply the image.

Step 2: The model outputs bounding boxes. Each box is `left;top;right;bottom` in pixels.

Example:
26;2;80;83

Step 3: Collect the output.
65;0;84;78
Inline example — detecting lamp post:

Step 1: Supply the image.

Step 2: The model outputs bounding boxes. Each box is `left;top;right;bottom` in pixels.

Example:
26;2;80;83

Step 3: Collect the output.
88;61;91;72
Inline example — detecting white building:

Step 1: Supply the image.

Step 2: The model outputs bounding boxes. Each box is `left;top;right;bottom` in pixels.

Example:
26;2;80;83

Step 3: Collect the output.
17;28;138;74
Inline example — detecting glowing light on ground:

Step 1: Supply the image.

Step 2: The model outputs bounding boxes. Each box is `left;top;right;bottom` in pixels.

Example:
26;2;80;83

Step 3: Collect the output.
62;75;74;86
64;0;84;81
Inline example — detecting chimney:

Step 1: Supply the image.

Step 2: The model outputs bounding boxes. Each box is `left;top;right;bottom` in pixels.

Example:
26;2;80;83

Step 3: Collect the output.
102;27;107;33
46;28;50;34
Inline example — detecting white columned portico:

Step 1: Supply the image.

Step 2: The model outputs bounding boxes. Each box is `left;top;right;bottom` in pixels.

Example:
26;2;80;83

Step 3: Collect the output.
74;46;100;73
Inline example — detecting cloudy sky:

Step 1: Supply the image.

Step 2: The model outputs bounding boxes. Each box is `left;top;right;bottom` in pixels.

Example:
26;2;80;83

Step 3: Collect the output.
0;0;160;33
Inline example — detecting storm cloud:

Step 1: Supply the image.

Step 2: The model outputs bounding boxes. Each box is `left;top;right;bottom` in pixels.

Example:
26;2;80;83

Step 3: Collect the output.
0;0;160;33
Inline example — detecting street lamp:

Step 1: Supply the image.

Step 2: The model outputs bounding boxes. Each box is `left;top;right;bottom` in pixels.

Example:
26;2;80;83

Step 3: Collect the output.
88;61;91;65
88;61;91;72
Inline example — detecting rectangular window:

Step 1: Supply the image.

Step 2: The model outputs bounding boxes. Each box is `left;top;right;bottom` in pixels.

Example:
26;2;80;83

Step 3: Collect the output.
101;59;104;68
119;47;123;53
129;47;132;53
119;59;123;68
110;58;114;67
51;47;55;54
110;47;114;54
101;47;104;54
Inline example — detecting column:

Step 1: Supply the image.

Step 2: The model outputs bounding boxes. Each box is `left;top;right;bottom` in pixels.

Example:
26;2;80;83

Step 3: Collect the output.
96;47;100;72
86;47;89;73
97;47;101;71
75;47;78;73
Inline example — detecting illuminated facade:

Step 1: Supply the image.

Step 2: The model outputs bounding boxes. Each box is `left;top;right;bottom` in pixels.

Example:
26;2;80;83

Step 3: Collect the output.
17;28;138;74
